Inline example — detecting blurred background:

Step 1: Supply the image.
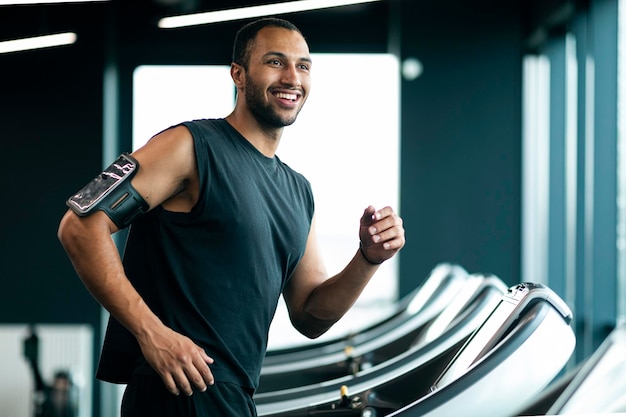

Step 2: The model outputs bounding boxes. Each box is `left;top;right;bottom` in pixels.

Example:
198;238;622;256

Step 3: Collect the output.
1;0;625;416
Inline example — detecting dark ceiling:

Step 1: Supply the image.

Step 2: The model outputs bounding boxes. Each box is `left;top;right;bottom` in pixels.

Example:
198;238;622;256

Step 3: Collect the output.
0;0;391;66
0;0;580;59
0;0;388;41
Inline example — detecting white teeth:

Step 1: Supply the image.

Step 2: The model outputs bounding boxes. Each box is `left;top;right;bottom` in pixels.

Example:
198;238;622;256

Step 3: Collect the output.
275;92;297;101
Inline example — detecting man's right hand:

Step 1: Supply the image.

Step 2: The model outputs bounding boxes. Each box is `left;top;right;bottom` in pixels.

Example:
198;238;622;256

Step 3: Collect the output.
137;326;215;396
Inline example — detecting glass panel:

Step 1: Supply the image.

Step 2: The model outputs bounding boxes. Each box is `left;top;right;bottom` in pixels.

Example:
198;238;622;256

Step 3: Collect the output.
132;65;234;149
522;54;550;285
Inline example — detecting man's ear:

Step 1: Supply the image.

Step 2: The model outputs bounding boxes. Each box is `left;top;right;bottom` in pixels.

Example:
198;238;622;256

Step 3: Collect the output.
230;63;244;88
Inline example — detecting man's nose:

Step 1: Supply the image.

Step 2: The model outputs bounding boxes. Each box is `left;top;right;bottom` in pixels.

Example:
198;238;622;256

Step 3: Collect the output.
281;64;302;87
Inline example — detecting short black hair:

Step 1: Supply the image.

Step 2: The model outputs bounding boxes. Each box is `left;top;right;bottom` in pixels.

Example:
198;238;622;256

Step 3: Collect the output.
232;17;303;69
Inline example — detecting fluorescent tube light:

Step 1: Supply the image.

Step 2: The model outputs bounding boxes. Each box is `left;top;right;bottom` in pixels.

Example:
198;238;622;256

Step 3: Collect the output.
0;1;107;4
0;32;77;54
158;0;382;29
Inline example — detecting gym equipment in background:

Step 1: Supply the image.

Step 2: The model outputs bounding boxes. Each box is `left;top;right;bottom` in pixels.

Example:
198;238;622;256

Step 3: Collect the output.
255;273;508;414
263;263;469;366
544;323;626;415
256;282;575;417
258;263;470;392
386;282;575;417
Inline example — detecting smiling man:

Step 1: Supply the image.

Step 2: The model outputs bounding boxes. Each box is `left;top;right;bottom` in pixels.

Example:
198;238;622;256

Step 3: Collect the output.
58;17;404;417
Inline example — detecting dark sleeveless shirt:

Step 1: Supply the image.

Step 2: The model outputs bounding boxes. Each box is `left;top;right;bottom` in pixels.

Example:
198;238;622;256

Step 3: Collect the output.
96;119;314;390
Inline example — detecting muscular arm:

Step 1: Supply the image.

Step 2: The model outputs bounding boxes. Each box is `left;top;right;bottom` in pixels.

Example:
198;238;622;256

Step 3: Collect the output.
283;206;405;339
57;125;214;396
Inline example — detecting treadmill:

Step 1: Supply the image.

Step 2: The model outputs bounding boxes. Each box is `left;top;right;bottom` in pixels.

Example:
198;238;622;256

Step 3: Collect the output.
259;272;504;393
263;262;469;367
386;282;575;417
258;264;470;392
255;283;575;417
254;273;508;414
543;323;626;415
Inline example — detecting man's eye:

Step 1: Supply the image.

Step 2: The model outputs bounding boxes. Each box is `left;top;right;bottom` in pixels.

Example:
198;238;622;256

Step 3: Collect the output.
268;59;282;66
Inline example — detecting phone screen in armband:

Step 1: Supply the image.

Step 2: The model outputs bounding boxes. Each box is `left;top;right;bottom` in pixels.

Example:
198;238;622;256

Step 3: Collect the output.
67;153;138;215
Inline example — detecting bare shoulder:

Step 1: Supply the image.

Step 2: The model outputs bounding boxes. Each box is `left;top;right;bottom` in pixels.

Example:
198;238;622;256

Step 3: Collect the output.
133;125;194;170
129;125;199;210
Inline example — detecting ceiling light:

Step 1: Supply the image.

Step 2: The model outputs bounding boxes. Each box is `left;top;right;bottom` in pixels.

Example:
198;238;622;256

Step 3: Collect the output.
158;0;382;29
0;0;107;4
0;32;77;54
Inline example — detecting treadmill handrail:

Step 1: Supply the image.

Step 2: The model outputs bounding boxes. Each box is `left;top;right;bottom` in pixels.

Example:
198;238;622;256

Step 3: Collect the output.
255;279;505;412
260;273;499;378
262;263;468;365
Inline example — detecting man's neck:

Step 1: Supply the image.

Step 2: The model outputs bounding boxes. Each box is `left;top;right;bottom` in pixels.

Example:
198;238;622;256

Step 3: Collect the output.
225;112;282;158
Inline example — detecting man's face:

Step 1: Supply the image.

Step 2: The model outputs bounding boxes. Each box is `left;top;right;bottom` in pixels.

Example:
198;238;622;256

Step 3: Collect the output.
242;26;312;128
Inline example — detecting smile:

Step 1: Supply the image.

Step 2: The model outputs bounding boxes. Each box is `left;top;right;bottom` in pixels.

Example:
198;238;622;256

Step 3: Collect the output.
273;91;299;102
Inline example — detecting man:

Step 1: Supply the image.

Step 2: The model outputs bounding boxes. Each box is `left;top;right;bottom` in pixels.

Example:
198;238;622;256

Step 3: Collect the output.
58;17;404;416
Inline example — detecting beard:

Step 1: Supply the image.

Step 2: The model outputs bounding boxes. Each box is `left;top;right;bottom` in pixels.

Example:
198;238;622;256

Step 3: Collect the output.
243;73;302;128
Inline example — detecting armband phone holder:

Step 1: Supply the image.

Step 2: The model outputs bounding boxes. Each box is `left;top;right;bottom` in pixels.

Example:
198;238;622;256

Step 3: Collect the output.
66;153;149;228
